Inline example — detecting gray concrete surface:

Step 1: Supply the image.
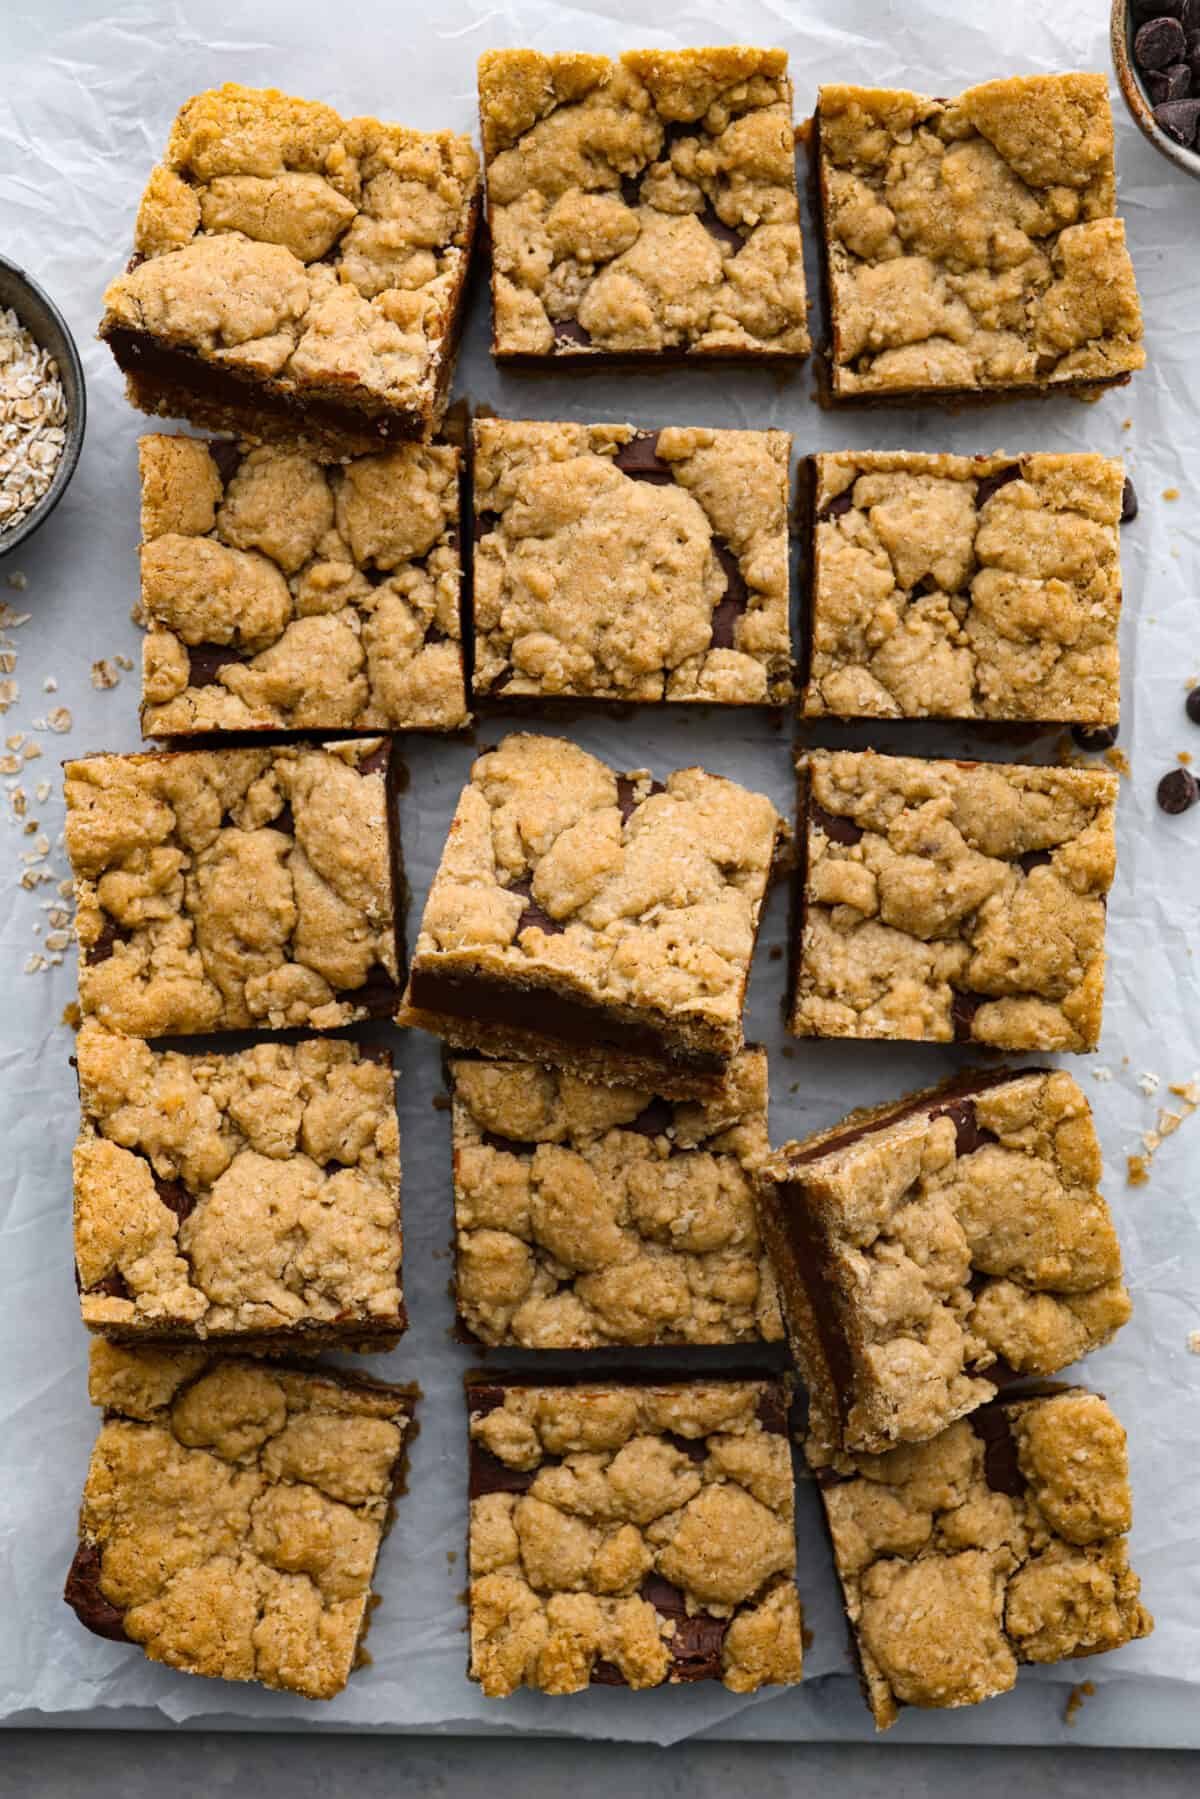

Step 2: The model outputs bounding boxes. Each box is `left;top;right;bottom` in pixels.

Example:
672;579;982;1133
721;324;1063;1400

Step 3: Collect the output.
0;1734;1196;1796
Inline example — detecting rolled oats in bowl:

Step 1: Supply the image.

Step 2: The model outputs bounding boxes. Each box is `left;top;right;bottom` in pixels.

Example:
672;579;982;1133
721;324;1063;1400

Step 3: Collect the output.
0;306;68;537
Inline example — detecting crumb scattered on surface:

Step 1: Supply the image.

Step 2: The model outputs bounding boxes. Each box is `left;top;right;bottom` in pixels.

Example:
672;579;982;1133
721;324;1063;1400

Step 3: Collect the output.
1126;1155;1149;1188
1104;747;1130;778
1187;1331;1200;1356
1092;1066;1113;1083
46;706;71;732
1163;488;1180;501
1064;1679;1095;1726
90;659;120;690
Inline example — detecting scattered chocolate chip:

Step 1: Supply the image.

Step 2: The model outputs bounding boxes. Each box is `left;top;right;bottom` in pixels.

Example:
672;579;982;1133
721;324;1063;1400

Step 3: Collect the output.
930;1098;999;1158
1017;849;1054;874
613;432;673;484
974;464;1021;509
206;439;243;485
818;491;855;522
950;990;986;1042
1072;723;1119;751
1186;688;1200;724
1157;767;1199;813
697;203;745;254
1135;0;1184;18
1121;477;1139;523
1186;0;1200;26
153;1174;195;1223
63;1544;130;1642
1154;96;1200;143
809;801;863;846
1137;15;1188;68
553;318;592;348
186;643;243;686
615;775;666;823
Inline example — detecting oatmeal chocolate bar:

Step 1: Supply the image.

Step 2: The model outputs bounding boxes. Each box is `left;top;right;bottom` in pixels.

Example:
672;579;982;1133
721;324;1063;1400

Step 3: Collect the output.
138;434;467;736
803;452;1124;724
100;84;480;454
66;739;404;1039
754;1067;1130;1464
791;749;1117;1052
74;1024;404;1350
818;1387;1153;1728
478;48;809;362
815;75;1145;403
64;1340;417;1698
467;1373;803;1696
451;1049;783;1348
472;420;792;705
398;733;785;1095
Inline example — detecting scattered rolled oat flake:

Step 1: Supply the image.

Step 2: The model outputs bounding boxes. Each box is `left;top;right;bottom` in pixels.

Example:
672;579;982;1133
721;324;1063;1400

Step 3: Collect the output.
0;308;67;538
0;678;17;713
1091;1066;1113;1083
46;706;71;733
42;676;56;692
5;571;28;591
1138;1071;1161;1096
114;653;133;671
91;658;120;689
1188;1331;1200;1355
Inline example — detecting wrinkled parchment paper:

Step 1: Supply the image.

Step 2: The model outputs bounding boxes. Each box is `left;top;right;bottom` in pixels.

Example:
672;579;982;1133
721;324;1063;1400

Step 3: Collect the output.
2;0;1199;1746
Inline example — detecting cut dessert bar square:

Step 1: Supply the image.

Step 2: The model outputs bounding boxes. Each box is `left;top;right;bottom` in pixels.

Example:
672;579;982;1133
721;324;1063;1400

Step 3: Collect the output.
138;434;467;735
450;1049;783;1347
100;83;481;454
817;1387;1152;1728
472;419;792;705
815;75;1145;402
466;1373;803;1696
66;738;403;1039
803;452;1124;723
74;1024;405;1350
64;1340;417;1699
754;1067;1130;1464
398;733;786;1094
791;749;1117;1052
478;48;809;362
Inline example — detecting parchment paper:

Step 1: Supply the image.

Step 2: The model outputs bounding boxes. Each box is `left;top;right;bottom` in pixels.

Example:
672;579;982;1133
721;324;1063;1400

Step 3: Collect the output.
2;0;1198;1747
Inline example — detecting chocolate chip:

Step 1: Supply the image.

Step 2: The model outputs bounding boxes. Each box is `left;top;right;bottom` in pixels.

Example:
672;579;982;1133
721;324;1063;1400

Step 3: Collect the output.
818;491;855;522
1146;61;1194;102
612;432;673;484
1121;477;1139;523
1185;0;1200;27
63;1544;129;1643
1072;723;1119;752
950;990;986;1042
1154;96;1200;143
206;439;243;485
696;202;745;255
616;775;666;823
974;464;1021;509
1158;768;1199;813
153;1174;195;1223
1135;0;1184;18
1186;688;1200;725
186;643;242;686
1017;849;1054;874
1138;16;1188;68
552;318;592;348
809;801;863;846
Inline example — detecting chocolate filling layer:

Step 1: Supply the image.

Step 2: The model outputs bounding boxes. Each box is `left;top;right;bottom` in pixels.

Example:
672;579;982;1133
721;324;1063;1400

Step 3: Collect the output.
781;1067;1034;1169
64;1544;130;1643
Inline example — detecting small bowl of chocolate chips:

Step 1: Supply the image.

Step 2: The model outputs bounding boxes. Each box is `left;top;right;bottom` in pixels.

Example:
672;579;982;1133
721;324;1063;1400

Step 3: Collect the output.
1113;0;1200;176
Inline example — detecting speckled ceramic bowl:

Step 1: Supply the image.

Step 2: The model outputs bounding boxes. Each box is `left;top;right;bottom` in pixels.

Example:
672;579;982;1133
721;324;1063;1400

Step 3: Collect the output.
0;255;86;558
1112;0;1200;180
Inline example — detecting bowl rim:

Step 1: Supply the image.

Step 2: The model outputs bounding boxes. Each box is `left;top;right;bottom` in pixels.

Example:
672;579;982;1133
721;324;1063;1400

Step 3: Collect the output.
1111;0;1200;181
0;252;87;559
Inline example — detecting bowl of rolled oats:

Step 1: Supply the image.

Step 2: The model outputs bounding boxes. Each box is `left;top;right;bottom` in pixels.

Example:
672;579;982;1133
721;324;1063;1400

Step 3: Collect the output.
0;256;85;557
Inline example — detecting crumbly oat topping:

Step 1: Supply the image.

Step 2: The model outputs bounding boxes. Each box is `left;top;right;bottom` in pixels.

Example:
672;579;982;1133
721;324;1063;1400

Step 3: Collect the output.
68;1340;414;1698
818;76;1145;398
74;1025;402;1344
757;1070;1130;1460
65;739;399;1038
478;48;809;358
0;306;68;535
805;453;1124;723
792;750;1117;1052
137;434;466;734
452;1050;783;1347
473;420;791;704
400;733;784;1076
101;84;480;441
467;1378;802;1696
821;1390;1152;1728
